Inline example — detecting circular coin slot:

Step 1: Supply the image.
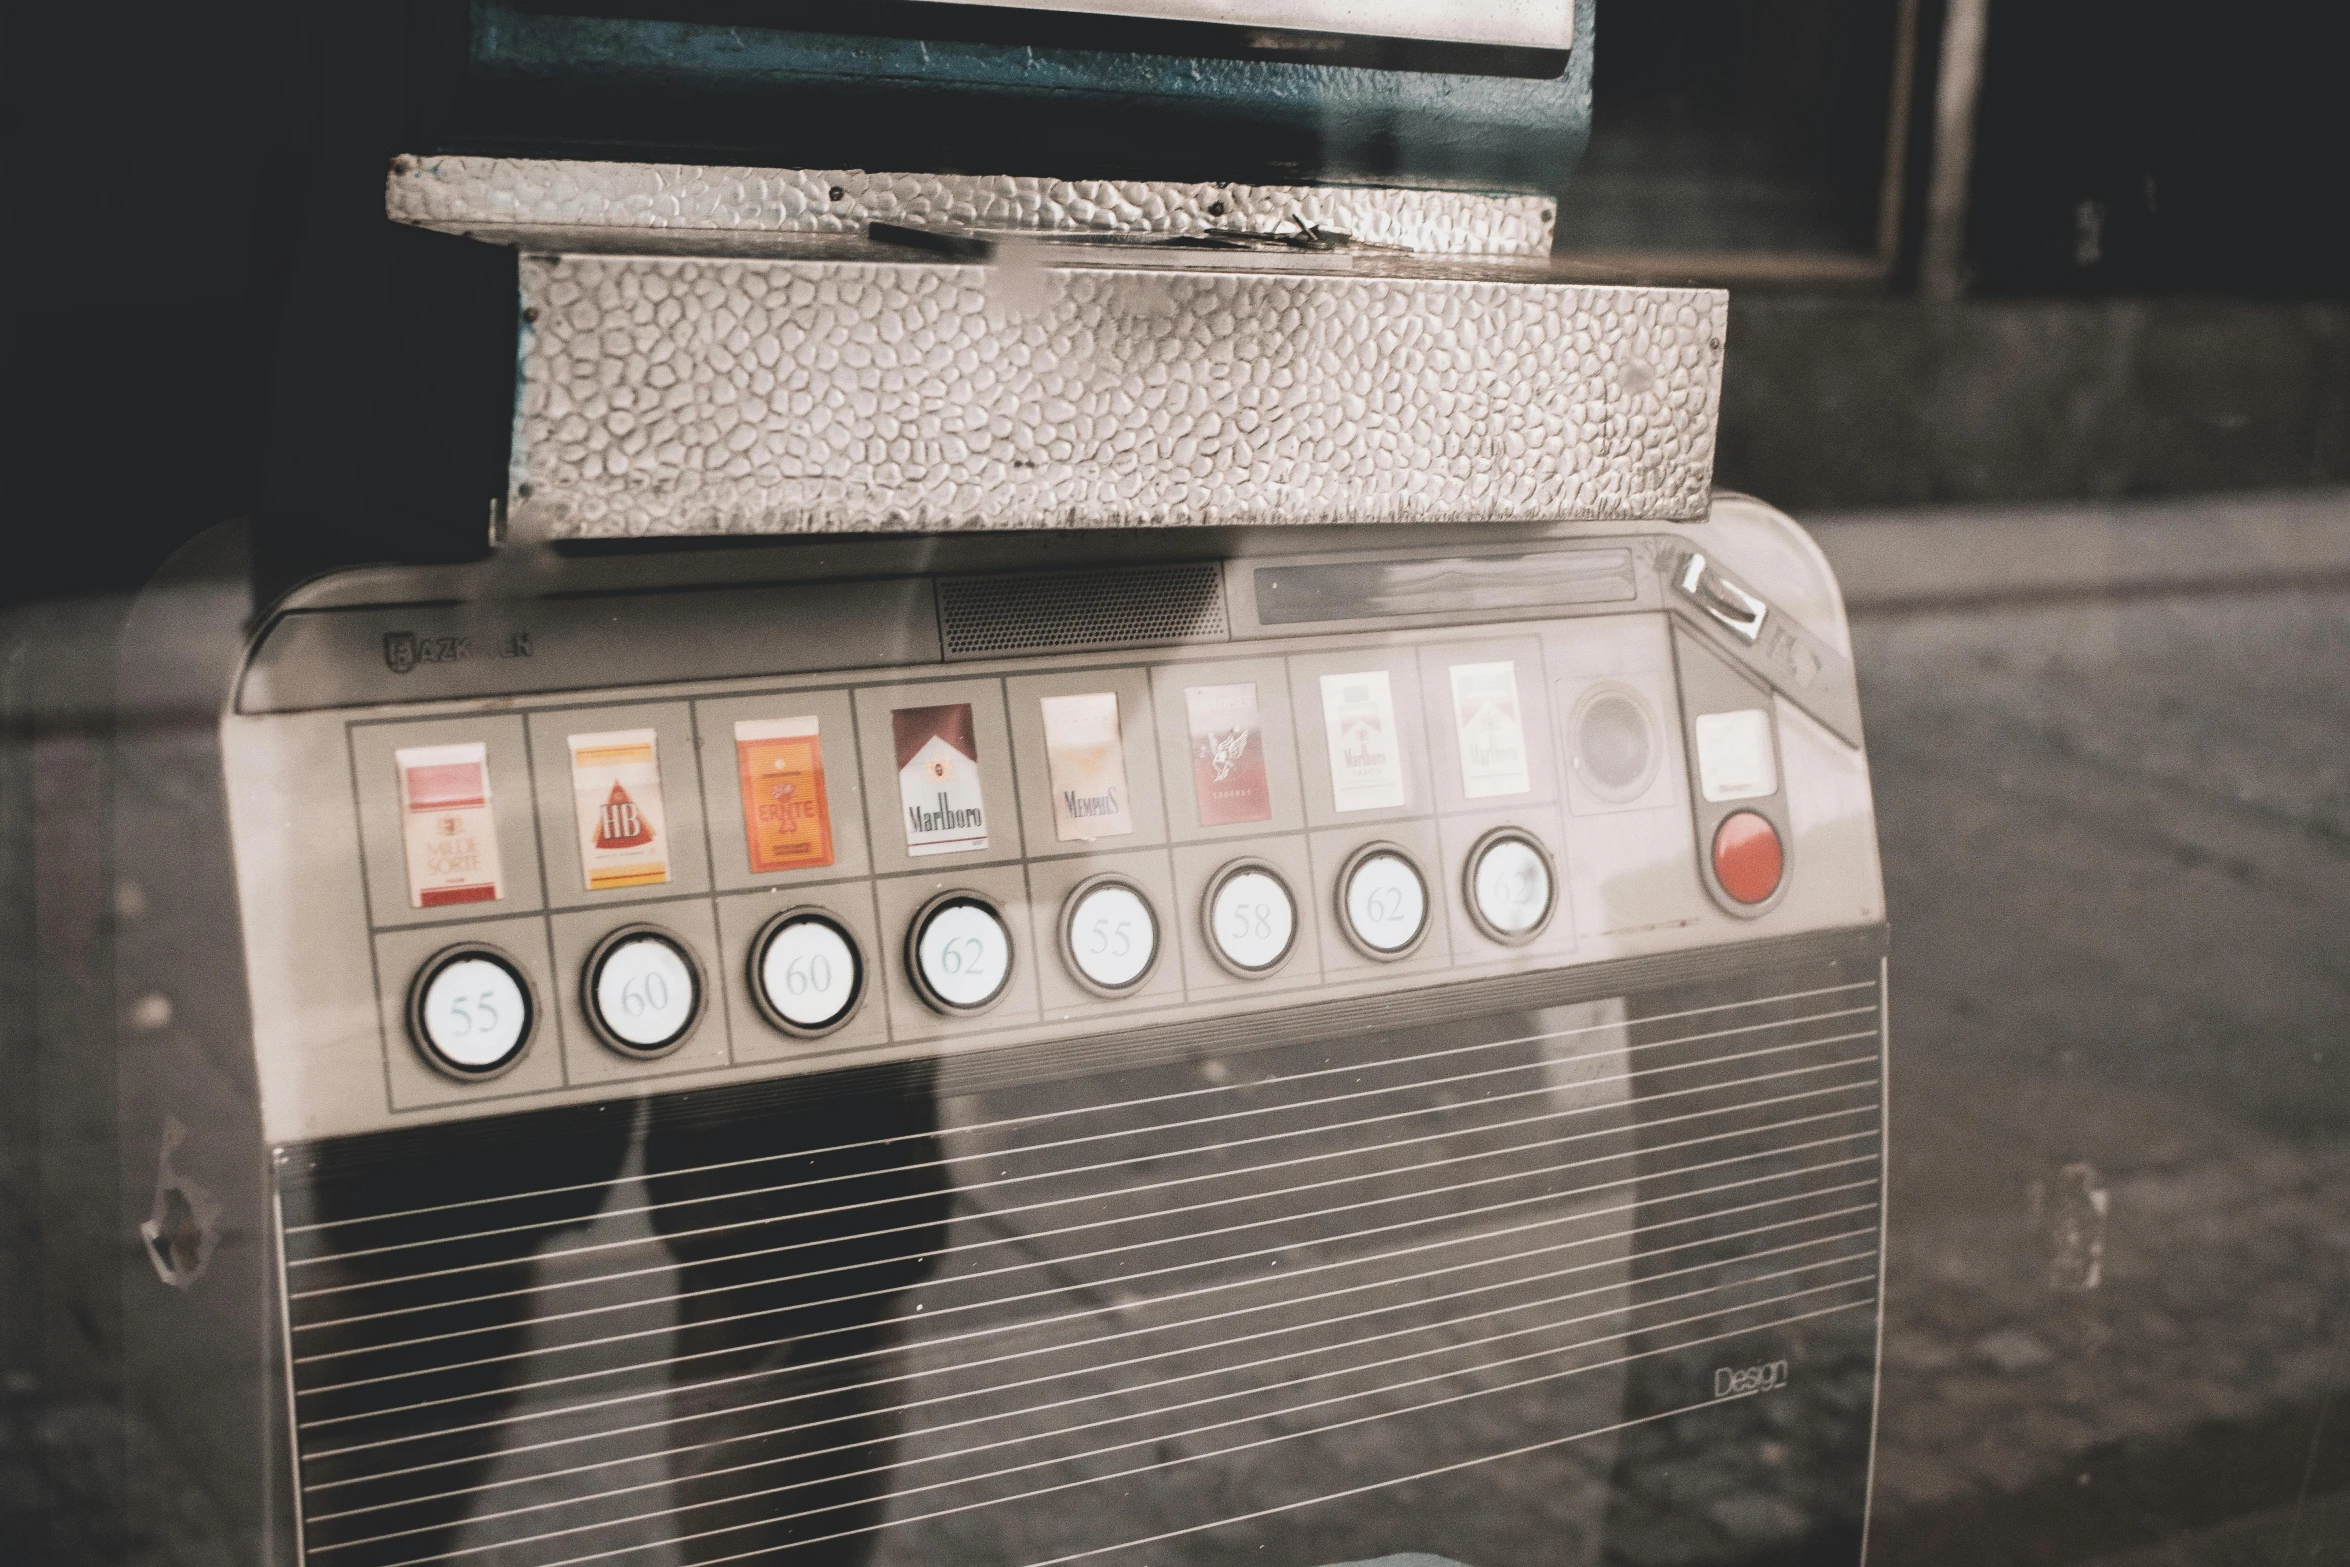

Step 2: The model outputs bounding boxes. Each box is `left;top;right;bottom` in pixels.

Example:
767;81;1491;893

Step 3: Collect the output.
584;925;705;1057
1338;844;1431;960
1572;684;1661;803
1203;861;1298;978
1059;877;1161;997
408;944;536;1081
1465;828;1558;945
908;893;1015;1015
750;909;865;1037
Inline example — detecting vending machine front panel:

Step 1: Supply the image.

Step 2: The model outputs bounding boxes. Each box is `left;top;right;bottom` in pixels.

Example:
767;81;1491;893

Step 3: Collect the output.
177;501;1884;1567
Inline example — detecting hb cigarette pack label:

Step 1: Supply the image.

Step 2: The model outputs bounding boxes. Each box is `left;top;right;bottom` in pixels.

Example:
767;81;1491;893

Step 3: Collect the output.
395;742;504;907
734;716;835;873
1041;692;1135;842
567;729;671;891
1184;683;1273;826
893;703;990;856
1320;670;1408;812
1450;661;1533;798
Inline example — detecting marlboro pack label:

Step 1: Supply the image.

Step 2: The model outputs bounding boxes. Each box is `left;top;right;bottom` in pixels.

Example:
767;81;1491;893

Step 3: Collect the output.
396;742;504;908
734;716;835;873
1450;661;1533;798
567;729;671;891
1321;670;1408;812
1184;683;1273;826
893;703;990;856
1041;692;1135;842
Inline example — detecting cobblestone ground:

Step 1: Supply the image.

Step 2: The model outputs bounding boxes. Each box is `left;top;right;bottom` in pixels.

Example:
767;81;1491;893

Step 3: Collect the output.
5;574;2346;1565
1851;587;2350;1567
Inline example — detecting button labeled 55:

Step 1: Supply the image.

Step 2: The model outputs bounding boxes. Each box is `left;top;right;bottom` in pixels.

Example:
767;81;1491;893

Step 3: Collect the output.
1059;876;1161;997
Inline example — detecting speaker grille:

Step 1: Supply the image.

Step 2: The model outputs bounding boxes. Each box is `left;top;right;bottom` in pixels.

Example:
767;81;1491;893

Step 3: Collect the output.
936;564;1229;658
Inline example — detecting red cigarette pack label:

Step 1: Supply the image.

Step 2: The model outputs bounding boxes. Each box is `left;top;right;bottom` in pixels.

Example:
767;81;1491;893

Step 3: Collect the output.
1184;683;1273;826
395;741;504;907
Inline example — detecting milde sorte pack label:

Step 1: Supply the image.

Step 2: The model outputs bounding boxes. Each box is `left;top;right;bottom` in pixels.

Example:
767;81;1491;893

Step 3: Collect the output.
568;729;671;891
1184;683;1273;826
734;716;835;873
396;742;504;907
1450;661;1532;798
1321;670;1408;812
894;703;990;856
1041;692;1135;842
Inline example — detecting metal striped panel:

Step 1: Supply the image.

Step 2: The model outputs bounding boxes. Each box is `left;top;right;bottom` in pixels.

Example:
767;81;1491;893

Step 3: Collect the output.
277;962;1881;1565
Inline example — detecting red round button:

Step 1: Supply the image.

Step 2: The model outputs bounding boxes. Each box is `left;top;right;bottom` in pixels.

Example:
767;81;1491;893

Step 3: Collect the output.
1712;811;1784;905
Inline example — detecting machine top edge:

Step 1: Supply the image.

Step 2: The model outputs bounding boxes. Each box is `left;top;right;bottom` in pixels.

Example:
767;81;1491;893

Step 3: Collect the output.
387;155;1563;260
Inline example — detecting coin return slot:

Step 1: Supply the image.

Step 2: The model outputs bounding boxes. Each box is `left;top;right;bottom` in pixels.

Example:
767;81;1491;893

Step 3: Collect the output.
1465;828;1557;944
1338;844;1431;960
1571;683;1661;804
750;910;865;1037
908;892;1015;1015
1059;877;1161;997
407;944;536;1080
584;925;705;1057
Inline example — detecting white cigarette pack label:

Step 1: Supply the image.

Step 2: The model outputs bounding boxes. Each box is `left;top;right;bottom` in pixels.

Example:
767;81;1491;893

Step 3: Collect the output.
1320;670;1408;812
1694;709;1779;802
395;742;504;908
567;729;671;891
1041;692;1135;842
894;704;990;856
1450;661;1533;798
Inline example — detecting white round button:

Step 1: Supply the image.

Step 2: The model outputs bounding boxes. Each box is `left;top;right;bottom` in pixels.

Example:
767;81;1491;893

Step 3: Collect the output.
1206;864;1297;976
911;896;1014;1014
1341;847;1429;958
587;928;702;1055
411;949;533;1077
1468;830;1556;942
1062;880;1159;995
754;912;863;1035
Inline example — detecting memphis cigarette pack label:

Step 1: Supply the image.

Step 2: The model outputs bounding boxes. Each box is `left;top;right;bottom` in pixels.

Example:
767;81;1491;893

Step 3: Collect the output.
1450;661;1533;798
893;703;990;856
1320;670;1408;812
734;715;835;873
567;729;671;891
1041;691;1135;842
395;741;504;908
1184;683;1273;826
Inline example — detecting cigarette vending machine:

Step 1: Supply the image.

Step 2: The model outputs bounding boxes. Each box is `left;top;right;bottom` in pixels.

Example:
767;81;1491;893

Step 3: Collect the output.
113;5;1887;1565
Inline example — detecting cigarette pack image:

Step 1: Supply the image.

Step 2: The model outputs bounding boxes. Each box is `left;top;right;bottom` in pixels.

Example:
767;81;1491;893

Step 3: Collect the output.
567;729;671;890
735;715;835;872
1450;661;1533;798
394;741;504;907
1041;692;1135;842
1321;670;1408;812
1184;683;1274;827
893;703;990;856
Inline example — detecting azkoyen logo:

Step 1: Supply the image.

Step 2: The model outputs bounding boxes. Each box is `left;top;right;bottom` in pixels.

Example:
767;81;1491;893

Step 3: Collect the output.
383;632;472;674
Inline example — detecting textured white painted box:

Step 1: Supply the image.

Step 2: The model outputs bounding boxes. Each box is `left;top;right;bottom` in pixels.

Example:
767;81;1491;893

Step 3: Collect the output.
509;253;1727;538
